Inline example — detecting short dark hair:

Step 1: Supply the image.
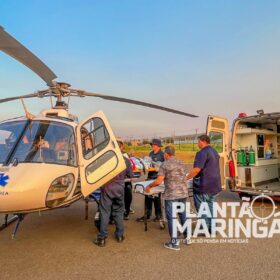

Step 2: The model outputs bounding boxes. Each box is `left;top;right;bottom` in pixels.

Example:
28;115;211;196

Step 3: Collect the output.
198;134;210;144
164;146;175;156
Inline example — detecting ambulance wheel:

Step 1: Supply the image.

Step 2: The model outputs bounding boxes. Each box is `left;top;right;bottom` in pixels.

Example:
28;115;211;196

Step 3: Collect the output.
239;193;252;201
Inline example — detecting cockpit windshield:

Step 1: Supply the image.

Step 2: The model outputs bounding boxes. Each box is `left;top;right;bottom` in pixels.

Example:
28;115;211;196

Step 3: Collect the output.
0;120;28;164
0;120;77;166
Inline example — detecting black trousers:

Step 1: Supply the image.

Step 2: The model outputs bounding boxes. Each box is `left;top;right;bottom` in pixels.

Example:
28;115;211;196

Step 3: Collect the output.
124;182;132;217
145;194;162;218
145;170;162;218
98;189;124;239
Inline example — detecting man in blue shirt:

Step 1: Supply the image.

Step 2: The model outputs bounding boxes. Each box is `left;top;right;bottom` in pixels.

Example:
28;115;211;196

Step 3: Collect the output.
187;135;221;234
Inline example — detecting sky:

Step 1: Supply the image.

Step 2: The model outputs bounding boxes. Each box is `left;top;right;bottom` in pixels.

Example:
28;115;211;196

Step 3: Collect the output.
0;0;280;139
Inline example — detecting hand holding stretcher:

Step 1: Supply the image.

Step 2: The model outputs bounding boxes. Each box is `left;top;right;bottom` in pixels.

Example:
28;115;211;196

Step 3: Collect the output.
133;178;193;196
133;179;194;231
133;180;165;196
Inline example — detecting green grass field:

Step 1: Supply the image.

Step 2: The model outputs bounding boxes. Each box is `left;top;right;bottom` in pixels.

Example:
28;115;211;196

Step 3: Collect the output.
125;144;199;164
125;143;222;164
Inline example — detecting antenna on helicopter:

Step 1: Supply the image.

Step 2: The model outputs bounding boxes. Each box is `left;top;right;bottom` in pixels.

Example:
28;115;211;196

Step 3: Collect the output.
20;99;35;120
49;96;53;108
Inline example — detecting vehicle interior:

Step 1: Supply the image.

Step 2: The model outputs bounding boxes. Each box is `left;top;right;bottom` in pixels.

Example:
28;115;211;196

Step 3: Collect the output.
232;113;280;194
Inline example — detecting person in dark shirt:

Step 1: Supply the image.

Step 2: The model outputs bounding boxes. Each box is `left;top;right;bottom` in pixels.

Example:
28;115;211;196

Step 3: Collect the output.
187;135;221;234
147;139;165;180
137;138;164;222
94;139;133;247
117;139;134;220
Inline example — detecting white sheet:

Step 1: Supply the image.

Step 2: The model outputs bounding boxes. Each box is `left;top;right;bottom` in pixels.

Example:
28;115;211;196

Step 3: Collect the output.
133;179;193;196
133;180;165;195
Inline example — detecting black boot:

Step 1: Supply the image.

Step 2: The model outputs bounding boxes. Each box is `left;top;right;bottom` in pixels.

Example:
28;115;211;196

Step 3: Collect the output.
94;237;106;247
114;233;125;243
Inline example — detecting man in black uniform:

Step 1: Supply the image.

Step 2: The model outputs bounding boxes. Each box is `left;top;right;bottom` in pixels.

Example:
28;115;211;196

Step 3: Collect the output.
117;139;133;220
137;138;164;222
94;139;133;247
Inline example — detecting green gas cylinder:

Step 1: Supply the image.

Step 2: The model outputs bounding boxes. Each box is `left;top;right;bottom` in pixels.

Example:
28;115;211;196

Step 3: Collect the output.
237;150;246;166
249;146;256;165
237;150;242;165
241;150;247;166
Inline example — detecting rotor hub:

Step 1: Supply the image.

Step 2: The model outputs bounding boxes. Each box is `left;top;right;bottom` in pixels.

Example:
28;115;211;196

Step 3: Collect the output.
54;100;68;109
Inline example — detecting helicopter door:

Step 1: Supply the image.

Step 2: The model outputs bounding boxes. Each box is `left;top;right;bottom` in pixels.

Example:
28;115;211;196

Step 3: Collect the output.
206;115;229;189
77;111;126;197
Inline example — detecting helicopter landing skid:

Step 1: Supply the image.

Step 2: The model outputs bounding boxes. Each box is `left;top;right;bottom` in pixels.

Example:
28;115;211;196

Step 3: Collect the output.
0;214;27;239
0;214;19;231
11;214;26;239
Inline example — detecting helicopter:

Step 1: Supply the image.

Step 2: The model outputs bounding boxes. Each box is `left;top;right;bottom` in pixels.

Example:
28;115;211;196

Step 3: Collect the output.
0;26;198;237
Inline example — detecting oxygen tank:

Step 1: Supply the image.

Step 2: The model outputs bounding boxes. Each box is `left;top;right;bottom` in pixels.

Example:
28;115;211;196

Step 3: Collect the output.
237;149;246;166
249;146;256;165
237;150;243;165
241;150;246;166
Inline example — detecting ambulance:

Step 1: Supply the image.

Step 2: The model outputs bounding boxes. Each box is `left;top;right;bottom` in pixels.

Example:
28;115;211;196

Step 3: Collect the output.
207;112;280;199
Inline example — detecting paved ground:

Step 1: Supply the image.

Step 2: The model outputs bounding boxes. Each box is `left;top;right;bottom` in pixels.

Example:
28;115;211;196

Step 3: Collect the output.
0;189;279;280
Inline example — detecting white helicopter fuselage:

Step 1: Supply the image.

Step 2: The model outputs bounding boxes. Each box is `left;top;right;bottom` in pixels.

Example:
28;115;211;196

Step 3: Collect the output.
0;163;80;213
0;109;126;214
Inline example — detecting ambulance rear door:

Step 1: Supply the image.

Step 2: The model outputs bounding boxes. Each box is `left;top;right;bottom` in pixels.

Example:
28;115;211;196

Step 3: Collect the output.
206;115;229;189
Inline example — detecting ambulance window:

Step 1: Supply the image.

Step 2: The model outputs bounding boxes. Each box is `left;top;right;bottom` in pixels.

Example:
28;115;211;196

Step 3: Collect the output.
209;131;223;153
81;118;110;160
211;120;225;130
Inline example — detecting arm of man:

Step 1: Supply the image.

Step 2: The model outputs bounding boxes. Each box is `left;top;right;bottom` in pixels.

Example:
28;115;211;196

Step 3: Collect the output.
186;149;207;180
145;175;165;193
186;167;201;180
146;162;165;193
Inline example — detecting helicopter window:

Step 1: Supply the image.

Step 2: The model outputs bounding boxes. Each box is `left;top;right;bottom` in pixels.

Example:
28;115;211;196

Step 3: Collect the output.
0;120;28;164
85;151;118;184
81;118;110;160
10;121;77;166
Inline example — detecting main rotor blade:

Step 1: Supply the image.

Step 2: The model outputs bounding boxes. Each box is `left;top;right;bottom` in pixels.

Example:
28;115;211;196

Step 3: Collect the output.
0;26;57;86
79;91;198;117
0;92;47;104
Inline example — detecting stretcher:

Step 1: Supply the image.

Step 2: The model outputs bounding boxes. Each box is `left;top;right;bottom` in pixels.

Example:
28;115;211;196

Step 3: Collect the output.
132;167;158;178
133;180;196;231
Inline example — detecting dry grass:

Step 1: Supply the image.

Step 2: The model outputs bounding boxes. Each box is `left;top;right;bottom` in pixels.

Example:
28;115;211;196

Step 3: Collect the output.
126;149;196;164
